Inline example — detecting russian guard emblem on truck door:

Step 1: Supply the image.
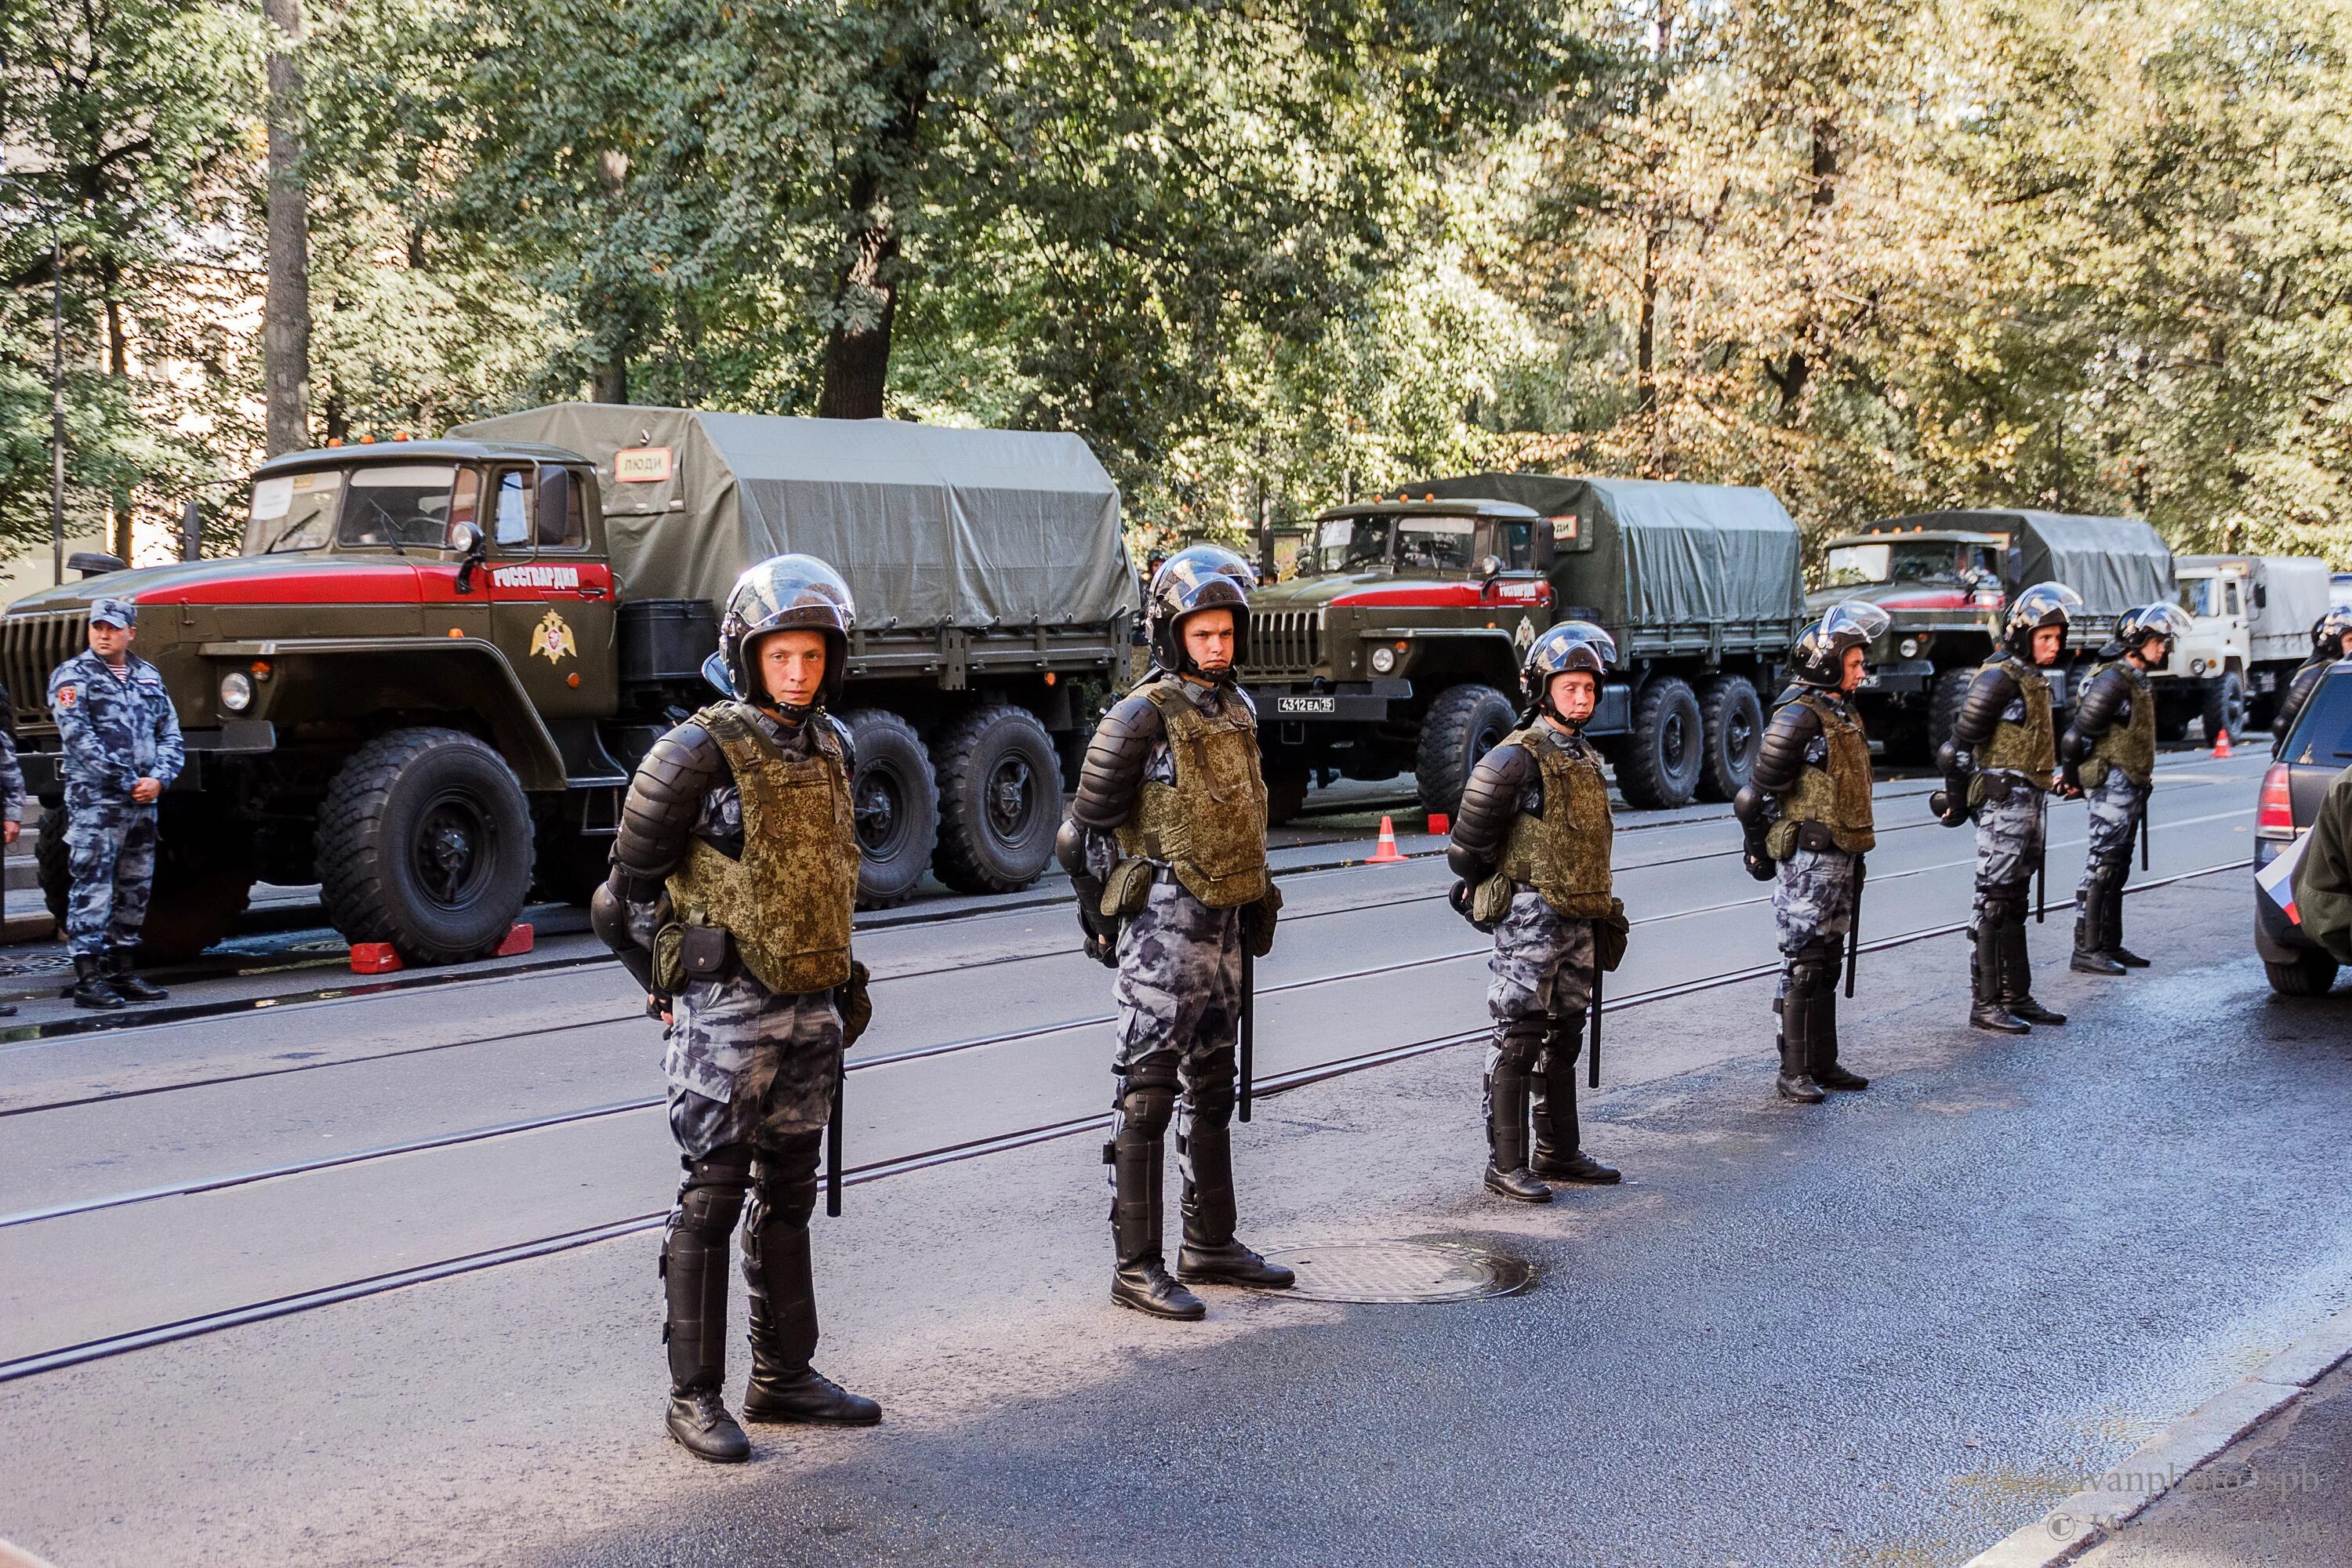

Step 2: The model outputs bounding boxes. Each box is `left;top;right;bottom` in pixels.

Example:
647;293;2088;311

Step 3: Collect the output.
532;608;577;664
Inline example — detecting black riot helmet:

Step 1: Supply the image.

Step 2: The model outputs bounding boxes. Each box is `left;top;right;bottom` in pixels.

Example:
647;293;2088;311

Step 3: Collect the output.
1791;601;1892;689
2312;606;2352;655
2114;601;2192;662
1148;543;1256;676
703;553;857;714
1522;620;1617;724
2002;581;2083;662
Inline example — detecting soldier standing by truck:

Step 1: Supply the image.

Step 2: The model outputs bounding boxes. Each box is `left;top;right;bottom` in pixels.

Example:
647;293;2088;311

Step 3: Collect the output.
1056;545;1292;1322
1735;603;1889;1103
2271;608;2352;750
1933;583;2083;1034
49;597;180;1011
2061;603;2191;975
591;556;880;1464
1445;622;1629;1203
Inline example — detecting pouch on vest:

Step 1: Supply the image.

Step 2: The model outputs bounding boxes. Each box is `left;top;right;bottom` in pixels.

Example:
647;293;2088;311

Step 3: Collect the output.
1472;870;1515;931
2079;757;2111;792
652;923;687;995
1594;897;1630;973
1240;881;1283;958
681;923;733;981
1765;818;1800;862
1102;857;1156;919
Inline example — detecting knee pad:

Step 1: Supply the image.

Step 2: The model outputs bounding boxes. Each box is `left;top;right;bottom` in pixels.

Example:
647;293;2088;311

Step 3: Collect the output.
746;1134;823;1232
1791;956;1840;998
1118;1054;1181;1136
1495;1020;1547;1073
673;1152;752;1242
1186;1052;1236;1127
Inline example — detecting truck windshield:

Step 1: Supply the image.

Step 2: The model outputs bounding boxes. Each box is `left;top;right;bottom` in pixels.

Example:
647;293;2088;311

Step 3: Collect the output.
1316;516;1394;573
1824;540;1965;588
2177;577;2217;616
339;464;466;550
248;470;345;553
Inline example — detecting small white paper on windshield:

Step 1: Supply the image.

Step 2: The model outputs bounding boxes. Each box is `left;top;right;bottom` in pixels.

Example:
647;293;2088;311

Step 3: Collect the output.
249;477;293;521
2258;831;2310;924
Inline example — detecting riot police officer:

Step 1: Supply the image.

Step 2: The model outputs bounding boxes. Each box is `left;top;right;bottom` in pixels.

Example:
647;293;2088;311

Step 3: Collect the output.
1736;601;1889;1102
49;596;182;1011
1056;544;1291;1321
2060;602;2191;975
2271;607;2352;751
1446;622;1628;1203
1933;582;2083;1033
592;556;878;1463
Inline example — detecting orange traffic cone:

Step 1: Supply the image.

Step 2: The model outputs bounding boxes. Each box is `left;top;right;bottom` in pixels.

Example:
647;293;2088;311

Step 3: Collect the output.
1367;815;1406;863
2213;728;2233;759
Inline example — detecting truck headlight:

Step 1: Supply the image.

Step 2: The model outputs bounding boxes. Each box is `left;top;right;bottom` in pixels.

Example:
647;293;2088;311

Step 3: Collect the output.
1370;646;1397;674
1898;637;1920;659
219;670;254;712
2190;657;2207;676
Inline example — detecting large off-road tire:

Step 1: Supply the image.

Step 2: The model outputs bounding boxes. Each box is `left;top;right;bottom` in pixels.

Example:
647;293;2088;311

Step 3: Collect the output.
1265;768;1311;826
2154;701;2191;744
842;708;938;909
1415;683;1519;819
1617;675;1704;809
316;728;534;965
931;703;1062;895
2265;950;2339;996
37;797;255;962
1695;673;1764;804
2202;671;2247;743
1927;666;1974;762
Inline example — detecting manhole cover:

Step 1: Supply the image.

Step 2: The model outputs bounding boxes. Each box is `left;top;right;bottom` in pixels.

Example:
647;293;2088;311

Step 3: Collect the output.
1260;1240;1533;1304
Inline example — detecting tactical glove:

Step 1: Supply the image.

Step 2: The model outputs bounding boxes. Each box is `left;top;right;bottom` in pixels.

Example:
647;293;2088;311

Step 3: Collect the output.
837;959;873;1047
1240;882;1283;958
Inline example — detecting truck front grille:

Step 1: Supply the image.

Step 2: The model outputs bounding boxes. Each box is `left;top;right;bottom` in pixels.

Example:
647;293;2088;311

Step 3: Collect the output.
2;611;89;735
1247;609;1323;678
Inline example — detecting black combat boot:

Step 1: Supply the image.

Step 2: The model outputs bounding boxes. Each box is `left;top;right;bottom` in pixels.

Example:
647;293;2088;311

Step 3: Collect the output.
742;1136;881;1426
662;1163;751;1463
1776;975;1826;1101
1530;1015;1619;1181
106;946;169;1001
71;953;125;1012
1483;1026;1552;1203
1109;1069;1205;1319
2071;863;2125;975
1999;912;2066;1025
1175;1064;1295;1289
1968;916;2029;1033
2103;876;2150;967
1806;959;1868;1091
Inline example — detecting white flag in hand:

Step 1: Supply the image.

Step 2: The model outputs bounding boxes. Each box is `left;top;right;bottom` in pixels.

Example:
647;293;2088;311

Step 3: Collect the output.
2259;833;2311;924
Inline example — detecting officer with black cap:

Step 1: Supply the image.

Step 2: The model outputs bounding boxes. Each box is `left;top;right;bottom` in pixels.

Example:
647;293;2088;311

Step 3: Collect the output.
592;554;878;1463
1446;622;1629;1202
2271;607;2352;750
2060;601;2190;975
1736;601;1889;1102
1056;543;1291;1321
1932;581;2082;1033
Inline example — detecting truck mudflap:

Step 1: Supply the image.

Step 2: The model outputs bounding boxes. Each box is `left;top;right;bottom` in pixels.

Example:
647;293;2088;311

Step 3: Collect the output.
1246;680;1410;724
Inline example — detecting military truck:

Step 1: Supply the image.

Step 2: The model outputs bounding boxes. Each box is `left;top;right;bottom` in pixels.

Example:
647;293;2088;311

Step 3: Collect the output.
1810;509;2176;760
2154;554;2334;739
0;406;1137;961
1240;474;1805;813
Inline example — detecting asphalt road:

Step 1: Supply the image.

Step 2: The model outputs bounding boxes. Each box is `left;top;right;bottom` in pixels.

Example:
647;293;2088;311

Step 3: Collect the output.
5;746;2340;1568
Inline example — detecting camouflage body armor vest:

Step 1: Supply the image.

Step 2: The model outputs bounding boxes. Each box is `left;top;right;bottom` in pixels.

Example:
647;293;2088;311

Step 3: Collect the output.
1116;679;1269;908
1497;724;1615;917
666;702;857;995
2084;662;2156;789
1977;656;2056;786
1769;693;1876;855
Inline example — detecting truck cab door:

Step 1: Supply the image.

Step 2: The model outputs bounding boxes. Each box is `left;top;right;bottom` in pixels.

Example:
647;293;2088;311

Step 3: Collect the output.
1475;517;1555;637
484;463;616;720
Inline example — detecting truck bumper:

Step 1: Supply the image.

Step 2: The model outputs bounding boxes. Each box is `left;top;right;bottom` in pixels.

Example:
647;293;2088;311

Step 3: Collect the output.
22;719;276;799
1245;681;1410;725
1856;659;1935;699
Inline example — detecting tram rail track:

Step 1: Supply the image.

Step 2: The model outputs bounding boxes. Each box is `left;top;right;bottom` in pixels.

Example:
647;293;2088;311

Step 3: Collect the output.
0;855;2252;1385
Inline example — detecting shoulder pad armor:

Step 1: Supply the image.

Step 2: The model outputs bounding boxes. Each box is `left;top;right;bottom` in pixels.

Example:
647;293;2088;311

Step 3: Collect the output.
613;720;725;889
1069;690;1167;829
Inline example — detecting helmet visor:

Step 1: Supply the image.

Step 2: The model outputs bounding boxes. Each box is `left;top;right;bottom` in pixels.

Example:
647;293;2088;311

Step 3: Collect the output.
2012;582;2085;625
1528;621;1617;674
2122;602;2192;642
1817;601;1892;645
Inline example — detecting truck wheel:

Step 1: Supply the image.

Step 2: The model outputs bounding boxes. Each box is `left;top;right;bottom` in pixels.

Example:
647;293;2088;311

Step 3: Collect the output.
1695;674;1764;802
1415;684;1519;818
1266;768;1310;826
36;799;254;962
317;728;534;965
932;704;1062;895
842;708;938;909
1617;676;1704;809
2201;672;2247;742
1928;668;1973;761
2265;951;2339;996
2154;702;2190;744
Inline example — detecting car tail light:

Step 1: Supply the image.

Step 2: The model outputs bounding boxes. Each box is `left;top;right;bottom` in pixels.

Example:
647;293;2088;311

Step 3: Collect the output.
2257;764;2297;840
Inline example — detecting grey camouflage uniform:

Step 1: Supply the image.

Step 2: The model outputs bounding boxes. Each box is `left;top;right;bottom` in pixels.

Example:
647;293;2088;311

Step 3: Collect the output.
1480;723;1602;1117
1972;783;2046;927
2075;770;2147;902
48;648;183;959
1773;848;1857;993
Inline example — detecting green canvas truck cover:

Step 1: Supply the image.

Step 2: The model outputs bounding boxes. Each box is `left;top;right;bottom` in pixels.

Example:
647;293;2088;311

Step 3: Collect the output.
1410;473;1804;629
449;405;1138;630
1872;510;2173;621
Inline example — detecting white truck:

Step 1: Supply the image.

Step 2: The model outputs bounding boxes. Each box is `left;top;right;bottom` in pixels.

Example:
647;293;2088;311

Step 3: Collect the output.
2153;554;2335;739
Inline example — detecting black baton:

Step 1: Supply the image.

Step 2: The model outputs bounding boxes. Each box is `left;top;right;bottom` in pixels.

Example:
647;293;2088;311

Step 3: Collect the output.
1238;944;1255;1123
2140;801;2151;871
826;1071;844;1218
1845;855;1866;1000
1587;946;1603;1091
2036;844;2047;924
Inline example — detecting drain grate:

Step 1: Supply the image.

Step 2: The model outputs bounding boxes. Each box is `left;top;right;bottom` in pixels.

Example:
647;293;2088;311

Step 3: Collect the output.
1261;1239;1534;1304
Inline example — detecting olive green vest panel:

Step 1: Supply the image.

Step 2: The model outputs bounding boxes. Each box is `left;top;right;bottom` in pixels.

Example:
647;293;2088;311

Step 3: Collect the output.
1116;681;1270;908
2085;662;2157;789
1978;659;2056;783
1777;694;1877;854
1497;725;1616;917
666;702;856;996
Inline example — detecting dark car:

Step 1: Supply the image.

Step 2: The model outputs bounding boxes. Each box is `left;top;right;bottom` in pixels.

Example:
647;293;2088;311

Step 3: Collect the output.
2256;659;2352;993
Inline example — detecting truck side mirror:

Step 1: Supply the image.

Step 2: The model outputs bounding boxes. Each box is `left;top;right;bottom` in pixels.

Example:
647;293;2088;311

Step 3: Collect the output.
2254;583;2268;608
1475;554;1504;583
451;521;486;595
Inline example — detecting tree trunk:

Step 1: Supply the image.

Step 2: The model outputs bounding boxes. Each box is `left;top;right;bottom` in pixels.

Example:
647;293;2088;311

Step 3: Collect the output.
263;0;311;457
817;212;898;420
591;354;629;405
1636;223;1660;416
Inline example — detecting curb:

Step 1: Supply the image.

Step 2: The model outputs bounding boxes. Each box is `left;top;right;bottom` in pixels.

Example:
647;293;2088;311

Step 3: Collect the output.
1966;1306;2352;1566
